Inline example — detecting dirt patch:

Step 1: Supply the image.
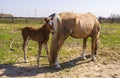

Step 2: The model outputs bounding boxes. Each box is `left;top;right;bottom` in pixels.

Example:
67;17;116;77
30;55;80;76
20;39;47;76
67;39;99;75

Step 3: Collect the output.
0;55;120;78
0;46;120;78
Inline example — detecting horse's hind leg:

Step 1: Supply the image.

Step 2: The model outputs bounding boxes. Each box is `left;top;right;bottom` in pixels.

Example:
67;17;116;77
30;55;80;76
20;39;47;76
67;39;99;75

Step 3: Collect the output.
81;38;87;60
91;36;97;61
94;32;100;55
94;38;98;55
22;37;30;63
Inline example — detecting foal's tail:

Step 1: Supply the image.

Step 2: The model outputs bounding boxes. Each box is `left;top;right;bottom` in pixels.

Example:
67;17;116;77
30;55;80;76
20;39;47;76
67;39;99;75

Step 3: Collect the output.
10;28;23;50
12;28;23;33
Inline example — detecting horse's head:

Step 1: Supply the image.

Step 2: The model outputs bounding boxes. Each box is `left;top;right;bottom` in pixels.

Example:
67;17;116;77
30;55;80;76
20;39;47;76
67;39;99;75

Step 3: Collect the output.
44;13;56;34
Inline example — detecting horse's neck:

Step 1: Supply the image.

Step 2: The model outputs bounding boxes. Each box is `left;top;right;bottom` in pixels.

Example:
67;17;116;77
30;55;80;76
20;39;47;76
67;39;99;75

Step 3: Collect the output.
38;25;50;34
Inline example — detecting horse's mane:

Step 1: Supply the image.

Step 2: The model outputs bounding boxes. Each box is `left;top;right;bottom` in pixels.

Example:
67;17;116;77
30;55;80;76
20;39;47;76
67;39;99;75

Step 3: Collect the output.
49;14;62;65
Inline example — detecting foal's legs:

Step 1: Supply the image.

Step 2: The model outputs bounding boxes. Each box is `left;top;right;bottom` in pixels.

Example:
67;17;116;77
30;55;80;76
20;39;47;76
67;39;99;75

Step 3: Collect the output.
22;37;30;63
37;42;42;67
81;38;87;60
43;43;50;64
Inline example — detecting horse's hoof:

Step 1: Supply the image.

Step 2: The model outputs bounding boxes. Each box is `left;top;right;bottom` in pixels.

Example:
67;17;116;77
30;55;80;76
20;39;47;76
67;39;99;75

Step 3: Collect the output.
94;51;97;55
24;60;29;63
37;65;41;68
81;56;86;60
91;58;95;61
55;64;61;69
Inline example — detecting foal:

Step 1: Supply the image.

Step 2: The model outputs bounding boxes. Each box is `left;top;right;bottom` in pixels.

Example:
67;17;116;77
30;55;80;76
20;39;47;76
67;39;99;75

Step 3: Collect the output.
14;23;50;66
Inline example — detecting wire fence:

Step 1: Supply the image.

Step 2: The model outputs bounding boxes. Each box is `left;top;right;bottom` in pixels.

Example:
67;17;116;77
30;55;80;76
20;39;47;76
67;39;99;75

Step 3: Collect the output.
98;17;120;23
0;17;45;24
1;16;120;24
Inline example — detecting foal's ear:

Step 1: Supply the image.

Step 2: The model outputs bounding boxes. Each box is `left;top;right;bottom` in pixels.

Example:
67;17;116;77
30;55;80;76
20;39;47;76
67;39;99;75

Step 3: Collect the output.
44;17;50;23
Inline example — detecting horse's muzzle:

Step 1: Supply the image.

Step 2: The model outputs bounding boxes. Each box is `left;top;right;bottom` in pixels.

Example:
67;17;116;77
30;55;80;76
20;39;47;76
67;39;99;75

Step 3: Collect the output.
50;30;55;34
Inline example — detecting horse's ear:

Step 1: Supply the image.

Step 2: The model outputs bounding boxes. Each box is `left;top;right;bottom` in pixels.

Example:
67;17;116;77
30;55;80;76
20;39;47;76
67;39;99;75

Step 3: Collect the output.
49;13;56;18
44;18;50;23
49;13;56;20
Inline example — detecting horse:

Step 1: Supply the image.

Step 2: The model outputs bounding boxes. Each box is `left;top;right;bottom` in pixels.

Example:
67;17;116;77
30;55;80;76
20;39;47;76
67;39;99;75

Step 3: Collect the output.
13;21;51;67
46;12;100;68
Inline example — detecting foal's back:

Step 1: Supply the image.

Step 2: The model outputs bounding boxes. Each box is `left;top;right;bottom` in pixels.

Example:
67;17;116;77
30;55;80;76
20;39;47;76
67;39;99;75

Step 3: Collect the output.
22;25;50;42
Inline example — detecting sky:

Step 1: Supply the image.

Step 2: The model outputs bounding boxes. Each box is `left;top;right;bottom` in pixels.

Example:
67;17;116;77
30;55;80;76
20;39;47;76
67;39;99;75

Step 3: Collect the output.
0;0;120;17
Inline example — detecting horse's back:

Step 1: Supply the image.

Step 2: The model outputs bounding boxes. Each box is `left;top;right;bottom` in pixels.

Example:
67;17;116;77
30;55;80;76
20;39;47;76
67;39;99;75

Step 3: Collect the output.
58;12;99;38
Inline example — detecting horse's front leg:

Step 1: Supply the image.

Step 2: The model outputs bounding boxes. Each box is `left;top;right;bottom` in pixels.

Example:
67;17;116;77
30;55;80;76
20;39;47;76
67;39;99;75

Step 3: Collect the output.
37;43;42;67
54;57;61;68
43;44;50;64
54;36;68;68
81;38;87;60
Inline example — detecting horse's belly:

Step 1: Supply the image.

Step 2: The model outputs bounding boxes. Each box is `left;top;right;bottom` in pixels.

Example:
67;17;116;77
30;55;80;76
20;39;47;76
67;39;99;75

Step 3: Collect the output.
70;29;91;38
70;33;88;38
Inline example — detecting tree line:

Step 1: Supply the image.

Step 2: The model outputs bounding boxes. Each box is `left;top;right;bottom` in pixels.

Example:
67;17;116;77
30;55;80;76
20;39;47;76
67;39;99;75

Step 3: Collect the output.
99;14;120;23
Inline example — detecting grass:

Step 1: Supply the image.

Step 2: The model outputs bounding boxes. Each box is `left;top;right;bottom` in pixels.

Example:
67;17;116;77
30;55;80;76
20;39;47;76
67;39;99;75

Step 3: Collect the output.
0;23;43;65
0;23;120;66
100;23;120;47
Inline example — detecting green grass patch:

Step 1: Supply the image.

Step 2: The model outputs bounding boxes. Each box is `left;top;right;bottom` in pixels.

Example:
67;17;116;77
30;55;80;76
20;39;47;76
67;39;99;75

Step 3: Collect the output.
0;23;120;65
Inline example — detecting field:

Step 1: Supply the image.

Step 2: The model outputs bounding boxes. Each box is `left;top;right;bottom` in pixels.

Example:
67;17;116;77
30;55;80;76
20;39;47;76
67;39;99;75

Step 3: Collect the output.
0;23;120;78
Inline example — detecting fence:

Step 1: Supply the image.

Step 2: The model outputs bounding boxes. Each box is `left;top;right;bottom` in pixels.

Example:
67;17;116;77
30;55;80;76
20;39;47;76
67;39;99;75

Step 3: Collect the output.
1;17;120;24
0;17;45;24
98;17;120;23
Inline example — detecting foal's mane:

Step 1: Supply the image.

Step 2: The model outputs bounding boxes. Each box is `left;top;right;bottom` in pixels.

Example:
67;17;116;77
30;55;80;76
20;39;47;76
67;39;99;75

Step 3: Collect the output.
37;23;49;32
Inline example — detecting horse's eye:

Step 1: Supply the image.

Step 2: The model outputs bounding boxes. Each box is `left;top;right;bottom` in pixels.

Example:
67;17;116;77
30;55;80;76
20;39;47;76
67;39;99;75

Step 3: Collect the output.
49;21;53;26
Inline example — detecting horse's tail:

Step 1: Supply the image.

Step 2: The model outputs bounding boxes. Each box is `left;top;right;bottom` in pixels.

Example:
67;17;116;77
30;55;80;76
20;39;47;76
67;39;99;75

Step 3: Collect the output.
10;28;23;50
50;14;61;65
97;29;100;44
95;20;101;44
12;28;23;33
97;22;101;44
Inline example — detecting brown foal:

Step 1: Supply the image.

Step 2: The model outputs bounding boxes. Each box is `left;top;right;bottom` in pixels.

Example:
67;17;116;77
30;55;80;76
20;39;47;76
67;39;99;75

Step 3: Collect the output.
14;22;50;66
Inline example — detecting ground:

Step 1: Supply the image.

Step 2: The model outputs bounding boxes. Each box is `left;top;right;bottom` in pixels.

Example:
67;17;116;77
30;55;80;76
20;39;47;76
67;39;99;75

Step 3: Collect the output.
0;23;120;78
0;49;120;78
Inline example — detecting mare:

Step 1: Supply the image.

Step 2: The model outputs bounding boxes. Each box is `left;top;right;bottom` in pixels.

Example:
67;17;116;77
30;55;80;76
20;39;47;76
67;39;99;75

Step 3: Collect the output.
46;12;100;68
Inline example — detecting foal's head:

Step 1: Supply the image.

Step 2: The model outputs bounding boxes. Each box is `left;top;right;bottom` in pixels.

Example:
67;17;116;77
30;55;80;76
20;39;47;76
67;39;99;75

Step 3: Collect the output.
44;16;55;34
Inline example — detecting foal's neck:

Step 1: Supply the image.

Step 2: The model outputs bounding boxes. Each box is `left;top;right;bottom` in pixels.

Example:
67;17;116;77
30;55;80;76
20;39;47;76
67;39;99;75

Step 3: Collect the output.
38;24;50;34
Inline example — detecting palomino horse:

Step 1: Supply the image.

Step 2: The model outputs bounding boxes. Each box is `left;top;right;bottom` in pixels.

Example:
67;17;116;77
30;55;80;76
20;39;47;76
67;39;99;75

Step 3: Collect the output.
14;21;51;66
46;12;100;68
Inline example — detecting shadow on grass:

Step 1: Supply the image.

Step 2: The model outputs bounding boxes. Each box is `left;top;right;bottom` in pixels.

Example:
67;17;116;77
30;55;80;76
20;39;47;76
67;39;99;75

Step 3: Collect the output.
0;54;91;77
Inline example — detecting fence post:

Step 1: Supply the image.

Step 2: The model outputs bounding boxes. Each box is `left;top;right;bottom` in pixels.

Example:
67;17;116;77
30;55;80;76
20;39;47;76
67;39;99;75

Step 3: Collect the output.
40;18;42;24
26;18;28;23
12;17;14;23
111;18;114;23
0;17;1;21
